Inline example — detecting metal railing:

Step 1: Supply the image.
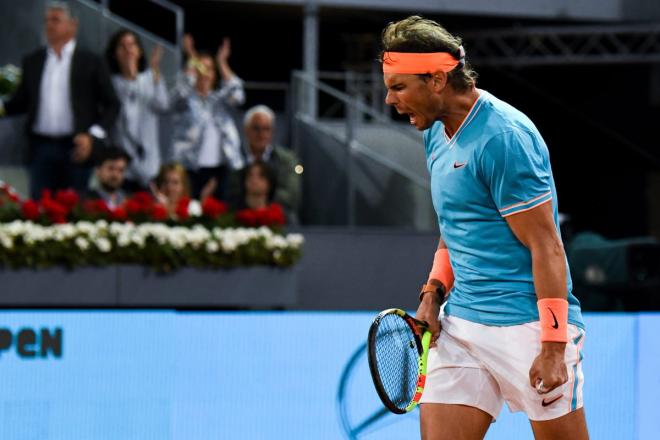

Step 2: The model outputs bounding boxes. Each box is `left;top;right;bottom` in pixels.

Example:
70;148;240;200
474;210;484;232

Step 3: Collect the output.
74;0;183;81
291;70;429;227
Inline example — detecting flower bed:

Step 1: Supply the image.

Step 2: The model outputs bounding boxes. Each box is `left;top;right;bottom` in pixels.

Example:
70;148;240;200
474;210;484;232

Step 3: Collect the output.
0;184;303;271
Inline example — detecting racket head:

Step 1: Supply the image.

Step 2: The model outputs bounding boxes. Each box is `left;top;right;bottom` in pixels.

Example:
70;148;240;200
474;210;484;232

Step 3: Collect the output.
367;308;432;414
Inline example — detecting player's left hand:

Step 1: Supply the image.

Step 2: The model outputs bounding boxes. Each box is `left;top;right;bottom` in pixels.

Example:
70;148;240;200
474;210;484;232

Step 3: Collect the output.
528;342;568;393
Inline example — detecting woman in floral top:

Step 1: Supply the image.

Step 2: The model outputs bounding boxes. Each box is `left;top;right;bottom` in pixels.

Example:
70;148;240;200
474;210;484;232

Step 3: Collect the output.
170;35;245;202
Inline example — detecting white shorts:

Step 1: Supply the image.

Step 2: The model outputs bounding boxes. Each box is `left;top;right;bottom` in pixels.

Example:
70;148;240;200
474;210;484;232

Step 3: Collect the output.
419;313;585;421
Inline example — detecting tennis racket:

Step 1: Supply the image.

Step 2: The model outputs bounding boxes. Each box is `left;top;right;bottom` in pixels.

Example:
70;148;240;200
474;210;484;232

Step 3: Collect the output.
367;308;432;414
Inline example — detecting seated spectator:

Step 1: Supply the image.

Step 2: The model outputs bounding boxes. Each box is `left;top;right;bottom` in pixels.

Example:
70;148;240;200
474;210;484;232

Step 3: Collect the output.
86;146;130;209
105;29;168;192
229;105;302;222
234;161;277;211
170;34;244;201
1;1;119;199
152;162;206;220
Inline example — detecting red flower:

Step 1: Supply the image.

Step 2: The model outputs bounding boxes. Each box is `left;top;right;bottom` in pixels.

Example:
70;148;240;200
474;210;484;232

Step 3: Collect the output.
131;191;154;206
41;198;68;223
202;197;228;219
0;183;20;204
7;191;19;203
83;199;111;216
111;207;127;221
125;199;142;215
265;203;286;226
151;204;168;221
21;200;40;220
55;189;79;209
236;203;286;227
175;197;191;220
40;189;52;201
236;209;258;227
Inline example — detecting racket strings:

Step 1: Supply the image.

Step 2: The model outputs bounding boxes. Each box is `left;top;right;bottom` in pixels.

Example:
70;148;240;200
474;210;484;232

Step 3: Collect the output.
374;314;420;410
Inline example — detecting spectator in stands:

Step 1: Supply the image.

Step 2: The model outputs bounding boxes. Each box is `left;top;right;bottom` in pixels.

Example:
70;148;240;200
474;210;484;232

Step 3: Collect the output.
170;34;244;201
152;162;205;219
229;105;302;222
1;1;119;199
105;29;168;192
234;161;277;211
86;146;130;209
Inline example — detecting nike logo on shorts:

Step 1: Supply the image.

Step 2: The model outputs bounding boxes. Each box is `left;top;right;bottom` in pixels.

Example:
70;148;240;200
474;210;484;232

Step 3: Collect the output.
541;395;562;407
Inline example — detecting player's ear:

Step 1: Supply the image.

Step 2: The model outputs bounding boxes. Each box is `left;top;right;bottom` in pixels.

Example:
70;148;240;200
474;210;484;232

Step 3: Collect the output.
430;72;447;93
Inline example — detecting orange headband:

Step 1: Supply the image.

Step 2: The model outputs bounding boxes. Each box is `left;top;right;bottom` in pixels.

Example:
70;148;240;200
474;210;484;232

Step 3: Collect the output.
382;48;465;75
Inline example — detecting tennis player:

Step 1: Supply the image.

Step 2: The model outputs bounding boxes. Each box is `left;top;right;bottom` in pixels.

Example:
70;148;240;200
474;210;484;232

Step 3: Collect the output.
381;16;588;440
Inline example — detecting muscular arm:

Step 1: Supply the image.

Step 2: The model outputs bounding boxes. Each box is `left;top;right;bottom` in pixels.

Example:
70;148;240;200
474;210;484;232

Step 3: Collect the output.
504;200;569;391
504;200;567;301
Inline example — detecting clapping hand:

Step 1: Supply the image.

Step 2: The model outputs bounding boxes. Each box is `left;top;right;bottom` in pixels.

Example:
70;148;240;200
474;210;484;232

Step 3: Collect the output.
183;33;197;59
150;44;163;82
216;38;231;65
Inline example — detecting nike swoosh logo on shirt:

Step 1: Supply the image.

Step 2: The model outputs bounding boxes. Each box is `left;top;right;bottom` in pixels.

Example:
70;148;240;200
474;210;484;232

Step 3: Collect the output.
453;161;467;169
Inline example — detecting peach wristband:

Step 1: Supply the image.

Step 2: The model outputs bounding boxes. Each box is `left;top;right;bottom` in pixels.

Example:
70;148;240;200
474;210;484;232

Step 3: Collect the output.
537;298;569;343
382;51;460;74
428;248;454;293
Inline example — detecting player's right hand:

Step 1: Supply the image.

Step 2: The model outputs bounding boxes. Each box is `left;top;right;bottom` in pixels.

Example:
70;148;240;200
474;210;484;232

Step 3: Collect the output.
415;292;442;348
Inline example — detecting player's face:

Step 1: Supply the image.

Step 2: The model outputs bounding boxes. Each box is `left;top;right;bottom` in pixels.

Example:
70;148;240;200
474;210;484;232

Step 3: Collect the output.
384;73;438;130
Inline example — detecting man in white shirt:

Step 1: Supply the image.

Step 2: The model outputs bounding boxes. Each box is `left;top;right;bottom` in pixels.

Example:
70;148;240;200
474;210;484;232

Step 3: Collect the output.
2;1;119;199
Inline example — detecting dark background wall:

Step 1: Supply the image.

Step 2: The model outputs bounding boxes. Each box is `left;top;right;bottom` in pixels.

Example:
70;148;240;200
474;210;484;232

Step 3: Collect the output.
4;0;659;239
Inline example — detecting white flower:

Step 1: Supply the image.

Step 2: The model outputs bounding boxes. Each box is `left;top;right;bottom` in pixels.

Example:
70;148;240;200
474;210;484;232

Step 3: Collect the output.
286;233;305;247
188;200;202;217
221;237;237;252
117;235;131;247
1;236;13;249
131;234;146;248
265;235;287;250
75;237;89;250
75;221;94;235
206;241;219;253
95;238;112;253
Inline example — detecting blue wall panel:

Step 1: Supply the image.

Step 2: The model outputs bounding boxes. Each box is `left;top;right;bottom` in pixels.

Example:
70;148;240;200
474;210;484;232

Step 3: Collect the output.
0;311;654;439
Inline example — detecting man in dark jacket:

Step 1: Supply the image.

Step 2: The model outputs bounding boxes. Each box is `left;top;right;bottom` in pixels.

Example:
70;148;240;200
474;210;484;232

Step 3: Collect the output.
2;1;119;199
228;105;302;222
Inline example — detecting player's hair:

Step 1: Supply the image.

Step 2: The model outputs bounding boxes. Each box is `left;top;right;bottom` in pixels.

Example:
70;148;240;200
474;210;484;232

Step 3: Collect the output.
380;16;477;92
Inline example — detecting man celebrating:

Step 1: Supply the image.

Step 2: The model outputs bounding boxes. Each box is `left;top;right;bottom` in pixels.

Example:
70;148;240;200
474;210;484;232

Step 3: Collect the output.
381;16;588;440
3;1;119;199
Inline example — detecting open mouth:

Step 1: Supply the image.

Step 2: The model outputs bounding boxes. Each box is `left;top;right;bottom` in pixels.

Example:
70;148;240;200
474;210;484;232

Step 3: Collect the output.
407;113;417;126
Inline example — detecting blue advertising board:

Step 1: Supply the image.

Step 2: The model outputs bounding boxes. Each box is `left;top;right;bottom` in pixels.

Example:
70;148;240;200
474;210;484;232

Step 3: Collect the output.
0;311;655;439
